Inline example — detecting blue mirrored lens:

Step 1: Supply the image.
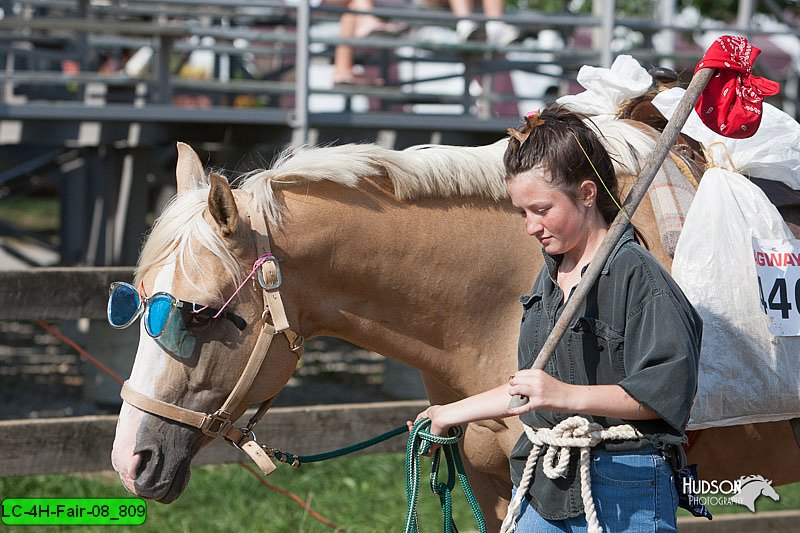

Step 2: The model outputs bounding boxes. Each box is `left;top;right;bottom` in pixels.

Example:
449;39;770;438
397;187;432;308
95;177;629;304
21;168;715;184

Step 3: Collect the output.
108;284;141;327
145;294;175;337
154;311;196;359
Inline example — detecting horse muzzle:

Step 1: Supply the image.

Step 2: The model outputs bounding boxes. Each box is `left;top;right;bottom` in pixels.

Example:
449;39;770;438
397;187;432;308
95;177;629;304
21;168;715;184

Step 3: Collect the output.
131;445;194;503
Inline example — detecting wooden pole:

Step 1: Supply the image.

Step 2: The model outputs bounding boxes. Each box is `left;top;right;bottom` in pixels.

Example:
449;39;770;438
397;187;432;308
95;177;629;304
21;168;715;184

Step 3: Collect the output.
509;67;714;408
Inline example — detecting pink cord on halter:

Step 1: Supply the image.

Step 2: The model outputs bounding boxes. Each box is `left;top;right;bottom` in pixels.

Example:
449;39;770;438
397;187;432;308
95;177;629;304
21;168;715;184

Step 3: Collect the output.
212;253;274;319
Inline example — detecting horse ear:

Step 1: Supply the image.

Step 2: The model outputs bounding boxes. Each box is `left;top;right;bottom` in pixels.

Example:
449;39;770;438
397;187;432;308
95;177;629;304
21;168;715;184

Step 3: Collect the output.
176;142;207;194
208;173;239;236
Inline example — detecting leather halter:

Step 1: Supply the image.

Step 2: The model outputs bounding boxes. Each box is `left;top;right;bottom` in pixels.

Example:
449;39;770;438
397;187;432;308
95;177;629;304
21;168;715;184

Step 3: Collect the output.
120;195;304;476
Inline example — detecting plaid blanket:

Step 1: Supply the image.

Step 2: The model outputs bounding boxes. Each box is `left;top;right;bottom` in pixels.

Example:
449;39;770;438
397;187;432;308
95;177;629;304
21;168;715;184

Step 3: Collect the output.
647;151;698;257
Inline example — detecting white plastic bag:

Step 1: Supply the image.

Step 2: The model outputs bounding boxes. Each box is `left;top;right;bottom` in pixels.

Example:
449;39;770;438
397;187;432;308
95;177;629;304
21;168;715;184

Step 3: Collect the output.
556;55;652;116
672;168;800;429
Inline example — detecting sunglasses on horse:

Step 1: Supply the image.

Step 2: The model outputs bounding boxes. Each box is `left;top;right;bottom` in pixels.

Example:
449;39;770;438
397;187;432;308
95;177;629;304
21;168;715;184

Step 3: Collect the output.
107;282;247;358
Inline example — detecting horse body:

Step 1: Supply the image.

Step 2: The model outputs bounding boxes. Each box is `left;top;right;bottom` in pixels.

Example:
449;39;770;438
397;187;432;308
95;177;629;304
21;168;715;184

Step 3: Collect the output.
112;135;800;527
272;179;546;522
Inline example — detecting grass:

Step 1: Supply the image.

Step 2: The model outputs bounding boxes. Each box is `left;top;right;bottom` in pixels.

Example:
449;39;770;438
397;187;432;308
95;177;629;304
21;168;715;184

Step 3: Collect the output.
2;454;799;532
0;196;59;233
0;454;481;533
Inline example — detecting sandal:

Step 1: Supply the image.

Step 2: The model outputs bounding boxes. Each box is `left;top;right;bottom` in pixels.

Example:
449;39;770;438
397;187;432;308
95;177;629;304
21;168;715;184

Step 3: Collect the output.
355;20;408;40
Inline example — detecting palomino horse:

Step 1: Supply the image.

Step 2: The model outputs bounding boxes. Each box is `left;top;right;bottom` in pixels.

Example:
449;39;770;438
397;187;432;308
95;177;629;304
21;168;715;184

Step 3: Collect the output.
111;125;800;528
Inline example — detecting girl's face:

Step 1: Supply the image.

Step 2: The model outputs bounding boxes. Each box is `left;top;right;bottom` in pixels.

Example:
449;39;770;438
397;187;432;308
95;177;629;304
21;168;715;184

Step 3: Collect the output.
507;167;592;257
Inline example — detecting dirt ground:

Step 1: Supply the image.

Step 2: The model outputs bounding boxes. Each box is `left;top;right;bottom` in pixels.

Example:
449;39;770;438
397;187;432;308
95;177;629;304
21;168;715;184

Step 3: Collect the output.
0;321;424;420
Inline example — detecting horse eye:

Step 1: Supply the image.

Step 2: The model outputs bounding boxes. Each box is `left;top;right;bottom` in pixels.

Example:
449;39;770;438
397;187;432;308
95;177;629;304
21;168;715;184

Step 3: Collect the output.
187;313;212;328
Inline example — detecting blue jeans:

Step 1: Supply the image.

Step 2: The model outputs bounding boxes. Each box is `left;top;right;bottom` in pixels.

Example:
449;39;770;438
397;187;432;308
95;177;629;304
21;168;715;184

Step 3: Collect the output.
510;448;678;532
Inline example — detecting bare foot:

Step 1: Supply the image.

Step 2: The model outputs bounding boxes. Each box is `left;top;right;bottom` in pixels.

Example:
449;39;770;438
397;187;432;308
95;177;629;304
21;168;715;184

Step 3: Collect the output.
354;16;407;39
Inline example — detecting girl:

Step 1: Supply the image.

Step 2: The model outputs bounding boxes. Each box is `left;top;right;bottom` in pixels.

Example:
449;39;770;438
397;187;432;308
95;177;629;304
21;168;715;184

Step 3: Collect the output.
412;105;701;532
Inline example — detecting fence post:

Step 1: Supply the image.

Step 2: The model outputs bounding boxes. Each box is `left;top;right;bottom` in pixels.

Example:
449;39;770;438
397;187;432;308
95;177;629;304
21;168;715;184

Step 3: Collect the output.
291;0;311;148
596;0;615;68
737;0;755;33
657;0;677;70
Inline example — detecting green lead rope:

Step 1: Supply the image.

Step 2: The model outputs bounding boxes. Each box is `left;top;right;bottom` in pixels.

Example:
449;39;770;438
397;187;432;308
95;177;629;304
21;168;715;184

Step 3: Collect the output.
267;424;409;466
265;418;485;533
404;418;486;533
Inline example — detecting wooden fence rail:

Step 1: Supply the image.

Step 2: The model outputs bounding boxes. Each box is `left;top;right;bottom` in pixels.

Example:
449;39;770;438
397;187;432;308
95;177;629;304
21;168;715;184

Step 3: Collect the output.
0;268;134;320
0;400;427;477
0;268;425;478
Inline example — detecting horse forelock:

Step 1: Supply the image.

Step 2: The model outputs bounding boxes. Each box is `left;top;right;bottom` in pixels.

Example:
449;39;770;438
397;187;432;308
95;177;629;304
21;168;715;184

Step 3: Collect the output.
135;188;244;305
587;118;658;178
238;140;510;224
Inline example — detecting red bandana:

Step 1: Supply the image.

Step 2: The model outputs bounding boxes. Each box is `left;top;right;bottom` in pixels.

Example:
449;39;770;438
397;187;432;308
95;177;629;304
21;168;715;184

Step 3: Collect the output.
694;35;780;139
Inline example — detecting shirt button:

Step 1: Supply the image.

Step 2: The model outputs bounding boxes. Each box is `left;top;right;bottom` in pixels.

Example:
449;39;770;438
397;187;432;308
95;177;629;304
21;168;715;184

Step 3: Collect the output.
598;345;605;352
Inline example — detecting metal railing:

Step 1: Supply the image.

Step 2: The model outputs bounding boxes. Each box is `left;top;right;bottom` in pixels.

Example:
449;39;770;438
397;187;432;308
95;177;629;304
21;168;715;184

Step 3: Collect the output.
0;0;797;147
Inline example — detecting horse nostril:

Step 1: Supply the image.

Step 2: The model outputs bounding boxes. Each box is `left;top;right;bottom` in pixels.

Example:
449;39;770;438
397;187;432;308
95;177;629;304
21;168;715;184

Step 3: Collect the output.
135;449;153;479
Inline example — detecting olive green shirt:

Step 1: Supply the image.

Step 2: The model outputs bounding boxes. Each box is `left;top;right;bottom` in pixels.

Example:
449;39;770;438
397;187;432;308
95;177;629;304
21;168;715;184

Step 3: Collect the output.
509;226;702;520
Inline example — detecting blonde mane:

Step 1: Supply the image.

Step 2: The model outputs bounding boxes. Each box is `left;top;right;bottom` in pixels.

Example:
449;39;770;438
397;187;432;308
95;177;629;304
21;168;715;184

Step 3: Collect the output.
134;187;244;304
239;140;509;226
136;140;509;295
136;133;652;296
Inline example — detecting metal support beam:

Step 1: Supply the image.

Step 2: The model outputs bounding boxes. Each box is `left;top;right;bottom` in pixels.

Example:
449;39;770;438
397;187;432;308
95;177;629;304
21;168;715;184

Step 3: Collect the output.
657;0;677;70
737;0;755;32
156;36;174;104
290;0;310;148
597;0;617;68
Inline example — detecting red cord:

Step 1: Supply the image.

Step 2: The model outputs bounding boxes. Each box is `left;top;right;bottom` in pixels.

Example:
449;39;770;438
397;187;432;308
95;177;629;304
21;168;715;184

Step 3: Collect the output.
34;319;339;529
238;462;340;530
35;320;124;385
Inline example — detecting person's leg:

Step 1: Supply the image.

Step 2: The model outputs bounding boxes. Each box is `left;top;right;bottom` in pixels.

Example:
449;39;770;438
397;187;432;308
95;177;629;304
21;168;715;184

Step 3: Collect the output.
590;449;679;532
350;0;389;39
333;8;358;83
334;0;399;84
448;0;473;17
480;0;502;17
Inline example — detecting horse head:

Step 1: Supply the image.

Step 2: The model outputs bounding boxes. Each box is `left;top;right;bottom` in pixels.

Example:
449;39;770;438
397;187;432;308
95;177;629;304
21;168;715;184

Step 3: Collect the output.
743;475;781;503
111;143;303;503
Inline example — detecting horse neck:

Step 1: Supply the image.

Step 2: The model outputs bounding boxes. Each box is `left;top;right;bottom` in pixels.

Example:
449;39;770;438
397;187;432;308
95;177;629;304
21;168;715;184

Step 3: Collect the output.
272;180;539;398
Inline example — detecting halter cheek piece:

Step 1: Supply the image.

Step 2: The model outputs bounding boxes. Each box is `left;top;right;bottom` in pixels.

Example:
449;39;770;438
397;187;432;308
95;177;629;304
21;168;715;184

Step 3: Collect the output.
120;196;304;476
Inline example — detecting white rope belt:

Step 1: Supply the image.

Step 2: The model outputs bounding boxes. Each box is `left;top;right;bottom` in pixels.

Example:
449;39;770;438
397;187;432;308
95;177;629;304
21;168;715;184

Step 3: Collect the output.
501;416;644;533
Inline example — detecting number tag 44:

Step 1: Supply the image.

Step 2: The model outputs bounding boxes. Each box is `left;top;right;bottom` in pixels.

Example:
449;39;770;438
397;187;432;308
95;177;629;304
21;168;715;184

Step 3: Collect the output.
752;237;800;336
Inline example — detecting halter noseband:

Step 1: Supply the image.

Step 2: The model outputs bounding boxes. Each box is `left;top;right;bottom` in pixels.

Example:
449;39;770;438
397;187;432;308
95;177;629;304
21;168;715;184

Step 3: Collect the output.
120;195;304;476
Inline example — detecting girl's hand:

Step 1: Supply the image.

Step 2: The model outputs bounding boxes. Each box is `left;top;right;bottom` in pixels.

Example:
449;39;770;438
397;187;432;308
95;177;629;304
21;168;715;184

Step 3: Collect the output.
406;405;449;435
506;369;571;415
406;405;449;455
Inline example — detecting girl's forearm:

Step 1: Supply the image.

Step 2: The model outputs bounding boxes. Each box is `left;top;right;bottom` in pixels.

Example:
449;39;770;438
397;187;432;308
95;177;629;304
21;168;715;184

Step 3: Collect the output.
433;383;514;427
568;384;659;420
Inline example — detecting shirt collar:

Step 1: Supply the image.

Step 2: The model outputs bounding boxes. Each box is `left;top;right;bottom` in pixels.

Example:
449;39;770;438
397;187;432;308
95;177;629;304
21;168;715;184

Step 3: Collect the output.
540;225;636;277
601;225;636;275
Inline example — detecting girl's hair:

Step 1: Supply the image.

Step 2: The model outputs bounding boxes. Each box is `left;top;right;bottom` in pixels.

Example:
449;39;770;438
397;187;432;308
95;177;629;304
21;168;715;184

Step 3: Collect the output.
503;104;648;247
503;104;619;226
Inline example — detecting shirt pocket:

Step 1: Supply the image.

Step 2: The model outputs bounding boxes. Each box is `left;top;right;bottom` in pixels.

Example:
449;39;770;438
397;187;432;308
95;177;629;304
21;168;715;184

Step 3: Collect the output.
519;293;542;322
569;316;625;384
517;293;543;370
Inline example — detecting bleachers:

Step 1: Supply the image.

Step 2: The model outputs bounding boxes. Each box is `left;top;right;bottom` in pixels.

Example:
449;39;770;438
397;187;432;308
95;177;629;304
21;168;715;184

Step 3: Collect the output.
0;0;604;147
1;0;798;267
